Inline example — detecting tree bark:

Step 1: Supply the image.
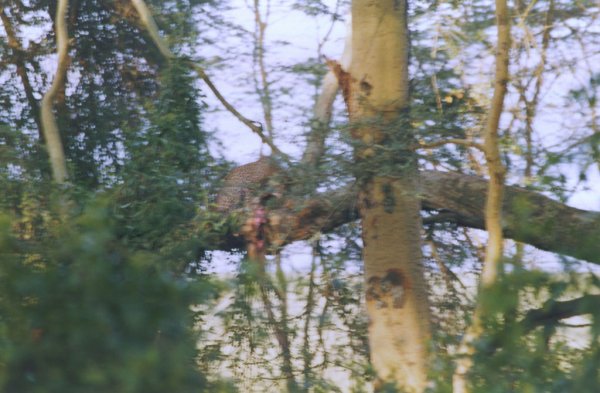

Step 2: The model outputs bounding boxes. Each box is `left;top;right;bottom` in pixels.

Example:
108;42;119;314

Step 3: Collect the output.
419;171;600;265
210;169;600;267
302;20;352;167
453;0;511;390
350;1;430;391
40;0;70;183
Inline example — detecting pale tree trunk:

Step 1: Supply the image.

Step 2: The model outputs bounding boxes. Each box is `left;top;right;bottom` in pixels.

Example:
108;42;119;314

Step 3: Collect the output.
40;0;70;183
350;1;431;391
452;0;510;392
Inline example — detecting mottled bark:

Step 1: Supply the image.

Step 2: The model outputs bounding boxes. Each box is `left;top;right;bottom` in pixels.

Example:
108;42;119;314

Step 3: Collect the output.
211;170;600;265
359;176;431;392
350;1;430;391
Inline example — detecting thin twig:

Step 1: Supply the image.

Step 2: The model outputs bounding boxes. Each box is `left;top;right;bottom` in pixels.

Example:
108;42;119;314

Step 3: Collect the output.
415;138;485;152
302;242;318;388
427;238;467;291
252;0;275;140
191;64;288;161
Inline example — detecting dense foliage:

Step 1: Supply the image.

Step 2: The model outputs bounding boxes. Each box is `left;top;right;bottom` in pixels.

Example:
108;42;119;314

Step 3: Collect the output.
0;201;213;392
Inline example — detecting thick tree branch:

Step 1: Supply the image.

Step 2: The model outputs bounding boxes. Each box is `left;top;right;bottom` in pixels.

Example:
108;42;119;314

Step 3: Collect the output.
214;170;600;265
483;294;600;355
520;295;600;333
419;170;600;264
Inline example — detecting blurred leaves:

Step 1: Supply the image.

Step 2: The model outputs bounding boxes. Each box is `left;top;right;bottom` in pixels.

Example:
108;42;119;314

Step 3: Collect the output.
0;200;217;392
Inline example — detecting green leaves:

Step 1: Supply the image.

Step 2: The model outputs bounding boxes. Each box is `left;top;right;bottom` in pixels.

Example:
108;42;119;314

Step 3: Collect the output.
466;270;600;393
0;201;215;392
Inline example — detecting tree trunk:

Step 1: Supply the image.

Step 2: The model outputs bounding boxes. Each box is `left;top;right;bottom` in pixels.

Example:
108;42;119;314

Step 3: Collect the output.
350;1;431;391
453;0;510;390
40;0;70;183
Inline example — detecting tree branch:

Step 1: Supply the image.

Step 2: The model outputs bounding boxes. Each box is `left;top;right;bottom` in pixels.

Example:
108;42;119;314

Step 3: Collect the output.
214;170;600;265
0;7;44;141
126;0;289;162
190;64;288;161
420;170;600;264
453;1;511;386
414;139;485;152
426;238;467;291
252;0;275;140
301;20;352;167
129;0;172;59
481;294;599;356
520;295;600;333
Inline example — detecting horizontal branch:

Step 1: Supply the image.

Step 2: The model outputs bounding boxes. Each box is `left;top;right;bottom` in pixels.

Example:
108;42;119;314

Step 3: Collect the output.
215;170;600;265
520;295;600;333
414;139;485;152
420;170;600;264
480;294;599;356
